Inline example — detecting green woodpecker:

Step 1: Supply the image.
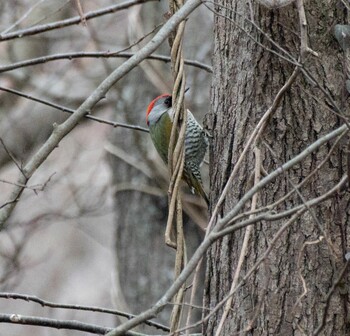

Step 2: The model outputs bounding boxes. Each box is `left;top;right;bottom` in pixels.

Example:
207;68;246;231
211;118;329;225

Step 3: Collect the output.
146;94;209;205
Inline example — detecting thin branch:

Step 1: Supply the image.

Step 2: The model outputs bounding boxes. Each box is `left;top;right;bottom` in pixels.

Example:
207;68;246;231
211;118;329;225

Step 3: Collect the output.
74;0;87;26
121;21;164;55
0;292;169;332
0;51;212;74
0;199;18;211
0;178;47;192
104;142;153;178
293;237;324;314
245;261;271;334
0;86;149;133
0;0;47;35
0;138;25;177
0;313;146;336
301;86;350;124
184;258;203;335
300;67;346;124
31;1;70;27
296;0;318;60
113;183;165;197
166;301;210;312
0;0;157;42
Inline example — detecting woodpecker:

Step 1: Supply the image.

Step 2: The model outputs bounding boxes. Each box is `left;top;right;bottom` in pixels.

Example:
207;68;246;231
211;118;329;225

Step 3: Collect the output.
146;94;209;205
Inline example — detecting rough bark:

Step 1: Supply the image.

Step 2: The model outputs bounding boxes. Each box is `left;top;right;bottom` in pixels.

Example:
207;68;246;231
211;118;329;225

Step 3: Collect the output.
204;1;350;335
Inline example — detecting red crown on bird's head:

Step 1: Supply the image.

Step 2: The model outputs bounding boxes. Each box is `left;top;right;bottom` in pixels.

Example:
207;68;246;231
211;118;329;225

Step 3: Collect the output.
146;94;171;125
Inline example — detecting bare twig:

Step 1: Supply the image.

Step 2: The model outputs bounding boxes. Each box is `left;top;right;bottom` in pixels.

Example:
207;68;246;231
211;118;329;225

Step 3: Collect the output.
0;292;169;332
301;86;350;125
255;131;346;214
0;0;48;35
184;258;203;335
0;138;25;177
0;86;149;133
0;177;51;192
289;179;338;257
113;183;165;197
293;237;324;314
0;313;143;336
0;0;156;42
105;142;153;178
0;51;212;74
296;0;318;60
74;0;87;26
0;199;18;211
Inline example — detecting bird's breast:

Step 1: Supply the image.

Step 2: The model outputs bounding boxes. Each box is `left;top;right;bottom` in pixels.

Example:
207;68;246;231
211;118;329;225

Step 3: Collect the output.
149;113;173;164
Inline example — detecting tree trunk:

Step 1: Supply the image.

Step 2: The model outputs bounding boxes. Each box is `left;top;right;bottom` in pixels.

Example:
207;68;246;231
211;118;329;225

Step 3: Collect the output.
204;1;350;335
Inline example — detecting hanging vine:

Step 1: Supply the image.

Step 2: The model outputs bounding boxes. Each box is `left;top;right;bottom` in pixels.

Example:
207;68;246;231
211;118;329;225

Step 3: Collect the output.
165;0;187;333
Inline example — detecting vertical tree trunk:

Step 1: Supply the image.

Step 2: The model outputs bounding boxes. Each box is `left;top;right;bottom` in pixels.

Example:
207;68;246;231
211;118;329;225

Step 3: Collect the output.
204;1;350;334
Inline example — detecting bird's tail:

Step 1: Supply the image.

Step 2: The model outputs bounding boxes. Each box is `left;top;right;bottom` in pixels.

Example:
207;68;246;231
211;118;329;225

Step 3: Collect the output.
184;169;209;206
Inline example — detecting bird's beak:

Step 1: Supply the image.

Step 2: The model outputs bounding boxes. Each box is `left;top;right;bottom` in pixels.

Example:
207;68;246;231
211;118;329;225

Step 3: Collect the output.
185;87;190;94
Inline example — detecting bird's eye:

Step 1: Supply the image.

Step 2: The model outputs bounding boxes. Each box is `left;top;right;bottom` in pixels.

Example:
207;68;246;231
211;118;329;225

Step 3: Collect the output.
164;96;172;107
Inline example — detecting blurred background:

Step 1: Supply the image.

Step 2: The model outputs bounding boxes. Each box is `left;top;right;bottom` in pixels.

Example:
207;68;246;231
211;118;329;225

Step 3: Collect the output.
0;0;212;334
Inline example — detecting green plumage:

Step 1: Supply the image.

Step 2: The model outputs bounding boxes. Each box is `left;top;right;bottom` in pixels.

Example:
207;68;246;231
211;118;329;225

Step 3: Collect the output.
148;112;173;164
